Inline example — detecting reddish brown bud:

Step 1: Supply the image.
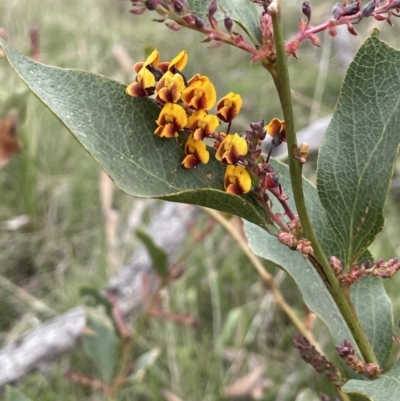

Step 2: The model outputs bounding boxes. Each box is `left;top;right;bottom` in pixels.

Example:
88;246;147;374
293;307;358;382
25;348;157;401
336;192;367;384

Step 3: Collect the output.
347;23;358;35
165;22;181;30
309;33;320;47
172;0;188;13
330;256;343;276
224;15;233;33
193;15;205;28
298;142;310;164
331;2;343;19
302;1;312;23
145;0;160;10
208;0;218;18
297;239;314;258
278;232;299;249
361;1;375;18
328;25;337;37
130;7;146;14
342;2;360;17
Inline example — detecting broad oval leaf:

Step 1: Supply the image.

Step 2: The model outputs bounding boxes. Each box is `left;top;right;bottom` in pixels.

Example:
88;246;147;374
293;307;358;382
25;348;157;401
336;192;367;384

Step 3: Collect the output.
187;0;262;46
317;33;400;267
0;38;275;233
343;359;400;401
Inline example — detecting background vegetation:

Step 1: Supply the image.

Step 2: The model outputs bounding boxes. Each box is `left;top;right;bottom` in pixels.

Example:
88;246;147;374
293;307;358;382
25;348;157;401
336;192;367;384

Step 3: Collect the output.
1;0;400;400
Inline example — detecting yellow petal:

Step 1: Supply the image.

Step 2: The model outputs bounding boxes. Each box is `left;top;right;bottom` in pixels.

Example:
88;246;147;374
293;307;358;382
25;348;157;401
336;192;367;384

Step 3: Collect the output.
169;50;188;71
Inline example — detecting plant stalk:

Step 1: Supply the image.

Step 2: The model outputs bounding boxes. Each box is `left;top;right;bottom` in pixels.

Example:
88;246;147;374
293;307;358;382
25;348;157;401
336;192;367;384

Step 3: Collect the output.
267;1;378;365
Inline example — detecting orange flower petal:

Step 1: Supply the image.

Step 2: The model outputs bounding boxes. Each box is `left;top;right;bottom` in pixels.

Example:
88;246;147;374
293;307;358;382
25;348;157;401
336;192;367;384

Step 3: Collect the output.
265;118;285;137
126;82;147;97
169;50;188;72
183;134;210;166
155;103;188;138
181;75;217;110
138;67;156;89
224;165;252;194
155;71;185;103
187;110;219;140
217;92;243;122
143;49;160;67
215;134;248;164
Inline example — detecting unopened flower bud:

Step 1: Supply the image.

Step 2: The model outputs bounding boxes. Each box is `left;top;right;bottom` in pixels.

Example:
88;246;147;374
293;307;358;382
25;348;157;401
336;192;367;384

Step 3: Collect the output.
332;2;343;20
302;1;312;23
298;142;310;164
361;1;375;18
224;15;233;33
264;172;279;190
194;15;205;28
297;239;314;258
208;0;218;19
374;14;386;21
330;256;343;276
347;23;358;36
166;22;181;31
328;25;337;37
172;0;188;13
250;120;265;134
336;339;354;358
278;232;299;249
309;33;320;47
130;6;146;14
342;2;360;17
145;0;160;10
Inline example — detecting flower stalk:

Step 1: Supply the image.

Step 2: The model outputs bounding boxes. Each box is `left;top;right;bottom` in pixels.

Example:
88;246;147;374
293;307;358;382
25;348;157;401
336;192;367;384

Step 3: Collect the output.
267;0;379;366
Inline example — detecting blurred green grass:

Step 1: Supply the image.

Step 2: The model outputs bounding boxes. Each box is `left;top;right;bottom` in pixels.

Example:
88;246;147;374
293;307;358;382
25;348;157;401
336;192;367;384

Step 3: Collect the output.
1;0;400;400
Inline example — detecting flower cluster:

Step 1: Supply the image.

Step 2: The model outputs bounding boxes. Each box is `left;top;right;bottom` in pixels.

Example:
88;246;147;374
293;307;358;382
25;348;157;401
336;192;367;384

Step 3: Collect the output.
329;256;400;286
336;340;383;378
294;334;346;387
126;49;291;200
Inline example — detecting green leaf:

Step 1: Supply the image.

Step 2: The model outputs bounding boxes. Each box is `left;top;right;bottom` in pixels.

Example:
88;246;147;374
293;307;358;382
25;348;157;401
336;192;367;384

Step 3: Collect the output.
351;277;393;368
5;387;33;401
136;228;169;278
127;347;161;383
317;34;400;267
83;307;119;385
343;359;400;400
187;0;262;46
246;159;393;367
0;38;274;233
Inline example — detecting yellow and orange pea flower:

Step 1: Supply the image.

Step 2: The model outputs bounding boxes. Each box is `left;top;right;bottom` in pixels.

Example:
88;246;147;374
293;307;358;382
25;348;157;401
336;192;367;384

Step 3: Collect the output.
126;66;156;97
224;165;252;195
154;102;188;138
155;71;186;104
215;133;248;164
265;118;286;142
216;92;243;122
182;134;210;168
181;74;217;111
187;110;219;141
